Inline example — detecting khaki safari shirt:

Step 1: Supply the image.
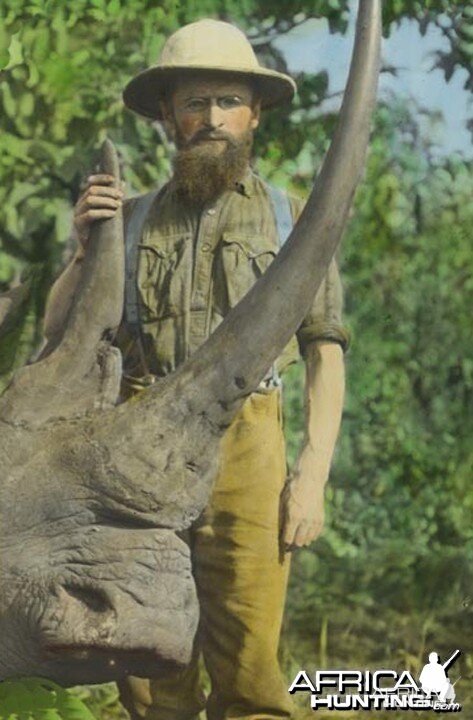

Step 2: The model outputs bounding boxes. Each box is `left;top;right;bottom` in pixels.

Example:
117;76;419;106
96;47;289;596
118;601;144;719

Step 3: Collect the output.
116;170;349;385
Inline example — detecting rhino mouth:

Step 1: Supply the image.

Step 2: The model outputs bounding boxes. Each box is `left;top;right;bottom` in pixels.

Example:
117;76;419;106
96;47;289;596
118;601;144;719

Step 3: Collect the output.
42;645;182;684
40;580;194;683
34;546;198;685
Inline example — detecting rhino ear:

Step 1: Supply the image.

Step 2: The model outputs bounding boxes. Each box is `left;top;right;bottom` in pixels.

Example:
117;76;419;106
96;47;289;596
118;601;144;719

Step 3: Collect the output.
0;139;125;426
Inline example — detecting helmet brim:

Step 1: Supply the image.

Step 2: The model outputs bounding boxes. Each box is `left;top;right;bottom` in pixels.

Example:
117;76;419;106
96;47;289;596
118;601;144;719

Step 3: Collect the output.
123;65;296;120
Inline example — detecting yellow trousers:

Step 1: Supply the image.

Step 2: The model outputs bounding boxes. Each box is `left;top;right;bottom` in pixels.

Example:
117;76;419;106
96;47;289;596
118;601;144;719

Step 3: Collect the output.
118;389;293;720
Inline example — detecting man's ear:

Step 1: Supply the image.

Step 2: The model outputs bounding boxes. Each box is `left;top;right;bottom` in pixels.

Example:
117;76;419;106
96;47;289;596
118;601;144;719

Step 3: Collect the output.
250;98;261;130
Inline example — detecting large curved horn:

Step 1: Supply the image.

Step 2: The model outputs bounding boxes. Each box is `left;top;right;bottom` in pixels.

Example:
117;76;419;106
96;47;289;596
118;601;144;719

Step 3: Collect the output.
155;0;382;424
56;138;124;357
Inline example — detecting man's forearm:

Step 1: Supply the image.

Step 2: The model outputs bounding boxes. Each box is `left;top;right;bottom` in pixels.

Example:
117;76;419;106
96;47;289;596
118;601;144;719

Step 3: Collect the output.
43;250;84;341
303;340;345;479
280;341;345;548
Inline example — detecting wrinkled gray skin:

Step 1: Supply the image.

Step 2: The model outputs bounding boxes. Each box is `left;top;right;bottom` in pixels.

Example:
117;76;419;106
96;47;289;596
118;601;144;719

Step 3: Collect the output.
0;1;381;686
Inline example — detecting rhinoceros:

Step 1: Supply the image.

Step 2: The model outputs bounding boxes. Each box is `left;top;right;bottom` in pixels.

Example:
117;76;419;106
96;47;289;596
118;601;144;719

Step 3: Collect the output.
0;0;381;687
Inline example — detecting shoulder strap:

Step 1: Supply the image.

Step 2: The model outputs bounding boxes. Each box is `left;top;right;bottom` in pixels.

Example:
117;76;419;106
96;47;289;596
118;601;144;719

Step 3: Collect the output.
265;183;293;248
262;183;295;388
124;188;162;331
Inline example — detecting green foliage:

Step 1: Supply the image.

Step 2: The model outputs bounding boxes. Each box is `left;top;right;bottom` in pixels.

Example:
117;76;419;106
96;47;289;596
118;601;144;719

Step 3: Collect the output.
66;686;126;720
0;678;95;720
282;99;473;699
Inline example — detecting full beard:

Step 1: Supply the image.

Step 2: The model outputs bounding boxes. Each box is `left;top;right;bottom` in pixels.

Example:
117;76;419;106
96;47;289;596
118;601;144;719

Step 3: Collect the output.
172;128;253;208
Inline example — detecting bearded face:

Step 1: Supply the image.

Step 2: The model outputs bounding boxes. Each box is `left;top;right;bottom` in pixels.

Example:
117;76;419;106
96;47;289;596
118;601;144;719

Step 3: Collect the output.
172;126;254;207
161;74;260;207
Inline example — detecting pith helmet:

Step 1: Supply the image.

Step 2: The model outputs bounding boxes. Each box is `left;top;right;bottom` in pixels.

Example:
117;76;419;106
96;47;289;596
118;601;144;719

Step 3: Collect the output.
123;19;296;120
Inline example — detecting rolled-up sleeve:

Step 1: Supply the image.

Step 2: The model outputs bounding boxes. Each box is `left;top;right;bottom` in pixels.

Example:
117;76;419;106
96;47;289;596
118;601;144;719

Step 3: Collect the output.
296;257;350;356
288;194;350;356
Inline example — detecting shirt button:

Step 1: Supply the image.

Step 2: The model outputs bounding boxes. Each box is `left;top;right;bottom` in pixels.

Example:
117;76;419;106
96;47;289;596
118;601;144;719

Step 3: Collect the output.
201;242;211;252
207;208;216;216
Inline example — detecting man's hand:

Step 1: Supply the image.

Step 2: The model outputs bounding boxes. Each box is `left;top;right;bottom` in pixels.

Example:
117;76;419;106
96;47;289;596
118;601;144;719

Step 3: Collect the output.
280;443;328;551
73;174;124;258
280;342;345;553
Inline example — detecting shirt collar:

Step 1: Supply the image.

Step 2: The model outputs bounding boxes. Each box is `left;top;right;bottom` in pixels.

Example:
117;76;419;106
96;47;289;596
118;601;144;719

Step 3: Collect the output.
234;166;255;198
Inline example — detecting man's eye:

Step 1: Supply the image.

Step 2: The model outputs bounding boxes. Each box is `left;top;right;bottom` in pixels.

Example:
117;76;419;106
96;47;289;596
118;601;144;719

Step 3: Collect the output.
219;96;243;110
185;99;207;111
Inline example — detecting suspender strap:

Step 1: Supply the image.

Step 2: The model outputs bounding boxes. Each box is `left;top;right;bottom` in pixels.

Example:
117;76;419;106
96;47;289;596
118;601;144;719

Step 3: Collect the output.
264;183;294;388
124;189;161;332
266;183;293;248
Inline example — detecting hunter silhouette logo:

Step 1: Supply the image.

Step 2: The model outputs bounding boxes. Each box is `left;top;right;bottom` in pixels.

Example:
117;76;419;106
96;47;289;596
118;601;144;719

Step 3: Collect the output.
419;650;461;703
288;649;463;712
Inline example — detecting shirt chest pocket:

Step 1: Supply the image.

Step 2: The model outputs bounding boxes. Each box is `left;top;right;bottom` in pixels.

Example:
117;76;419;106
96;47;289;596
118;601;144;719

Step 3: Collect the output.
137;234;192;321
219;232;277;308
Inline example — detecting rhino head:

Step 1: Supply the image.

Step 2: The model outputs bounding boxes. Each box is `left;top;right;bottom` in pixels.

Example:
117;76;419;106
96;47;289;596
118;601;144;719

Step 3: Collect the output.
0;0;381;686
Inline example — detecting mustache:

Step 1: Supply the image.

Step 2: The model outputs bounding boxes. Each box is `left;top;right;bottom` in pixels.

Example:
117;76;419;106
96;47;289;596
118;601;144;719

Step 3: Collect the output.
185;129;238;148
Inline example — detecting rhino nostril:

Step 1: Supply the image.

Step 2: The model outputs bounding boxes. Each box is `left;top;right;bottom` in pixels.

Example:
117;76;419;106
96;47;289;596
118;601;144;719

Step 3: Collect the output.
63;583;113;614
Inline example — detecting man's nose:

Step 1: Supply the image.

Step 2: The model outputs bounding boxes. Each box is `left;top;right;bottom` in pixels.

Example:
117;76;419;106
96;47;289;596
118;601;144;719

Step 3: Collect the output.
205;99;225;129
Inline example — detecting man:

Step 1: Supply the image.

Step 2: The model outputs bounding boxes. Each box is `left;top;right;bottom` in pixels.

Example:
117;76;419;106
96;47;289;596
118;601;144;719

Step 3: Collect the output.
44;18;348;720
419;653;453;702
